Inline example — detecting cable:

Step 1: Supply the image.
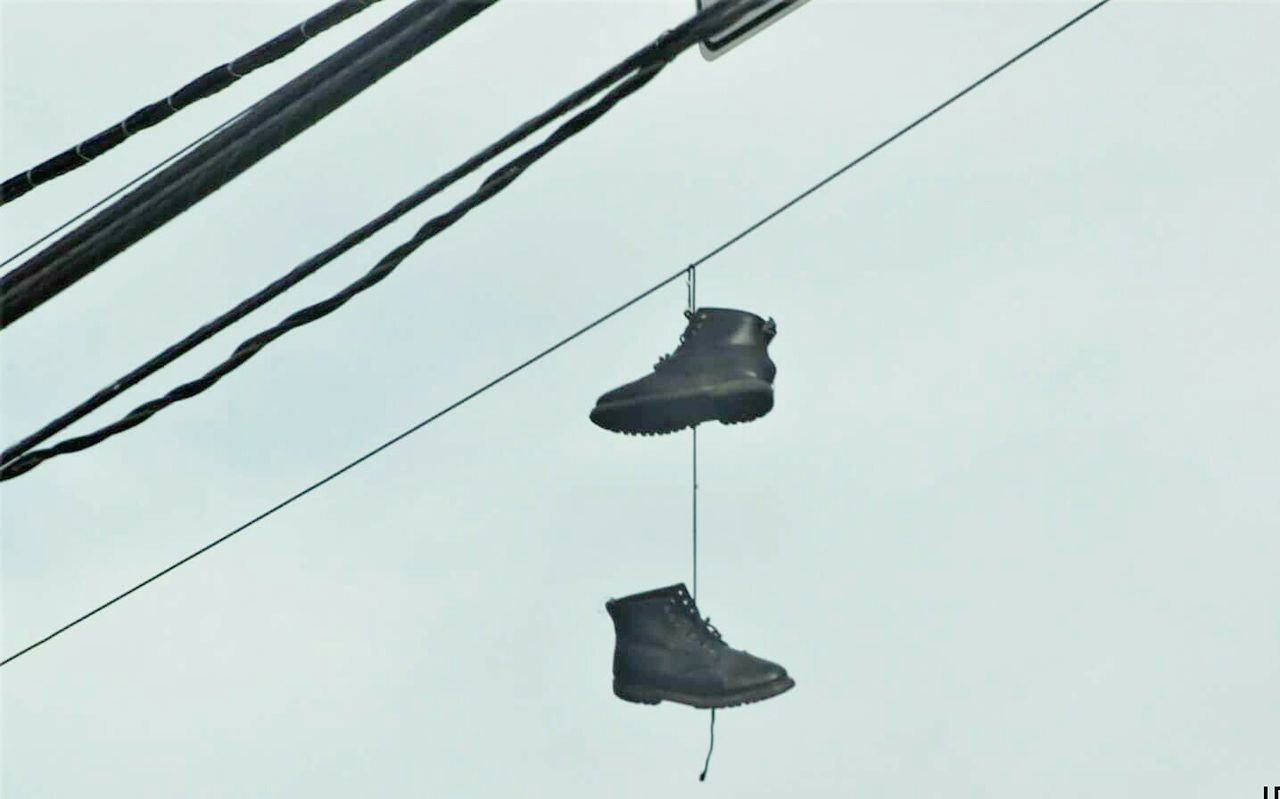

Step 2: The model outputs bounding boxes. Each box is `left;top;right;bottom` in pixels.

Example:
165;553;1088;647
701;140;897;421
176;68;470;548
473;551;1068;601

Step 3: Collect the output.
0;0;384;206
0;0;1112;667
0;0;497;330
0;0;756;473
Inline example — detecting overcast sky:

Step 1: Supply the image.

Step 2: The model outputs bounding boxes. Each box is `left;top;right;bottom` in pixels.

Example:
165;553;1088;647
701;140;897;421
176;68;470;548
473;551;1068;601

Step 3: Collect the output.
2;1;1277;796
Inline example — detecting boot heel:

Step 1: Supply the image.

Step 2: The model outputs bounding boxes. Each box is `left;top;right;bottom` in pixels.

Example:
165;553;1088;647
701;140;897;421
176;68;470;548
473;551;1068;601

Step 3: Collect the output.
613;680;661;705
711;379;774;425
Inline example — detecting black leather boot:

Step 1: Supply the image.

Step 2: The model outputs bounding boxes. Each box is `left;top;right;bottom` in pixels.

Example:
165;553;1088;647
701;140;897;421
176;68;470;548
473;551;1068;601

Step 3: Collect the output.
606;583;795;709
589;308;777;435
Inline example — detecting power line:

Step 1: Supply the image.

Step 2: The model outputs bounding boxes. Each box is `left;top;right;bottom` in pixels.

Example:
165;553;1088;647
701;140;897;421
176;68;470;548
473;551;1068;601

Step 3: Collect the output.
0;0;1112;668
0;0;497;330
0;0;758;475
0;0;385;206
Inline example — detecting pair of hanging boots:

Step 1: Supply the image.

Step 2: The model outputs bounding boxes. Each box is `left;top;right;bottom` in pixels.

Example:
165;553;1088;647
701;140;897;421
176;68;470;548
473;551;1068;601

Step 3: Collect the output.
590;308;777;435
594;308;792;710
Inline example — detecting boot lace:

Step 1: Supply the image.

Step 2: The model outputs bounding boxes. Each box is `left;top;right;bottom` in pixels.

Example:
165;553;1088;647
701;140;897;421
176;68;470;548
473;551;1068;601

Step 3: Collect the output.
672;588;724;647
653;309;705;371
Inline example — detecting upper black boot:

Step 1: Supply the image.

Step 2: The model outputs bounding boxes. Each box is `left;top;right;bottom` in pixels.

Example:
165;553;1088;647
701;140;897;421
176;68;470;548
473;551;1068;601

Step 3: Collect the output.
606;583;795;709
590;308;777;435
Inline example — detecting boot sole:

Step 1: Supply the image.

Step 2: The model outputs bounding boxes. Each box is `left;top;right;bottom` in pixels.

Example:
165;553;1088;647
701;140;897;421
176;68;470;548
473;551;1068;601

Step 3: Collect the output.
612;675;795;709
590;378;773;436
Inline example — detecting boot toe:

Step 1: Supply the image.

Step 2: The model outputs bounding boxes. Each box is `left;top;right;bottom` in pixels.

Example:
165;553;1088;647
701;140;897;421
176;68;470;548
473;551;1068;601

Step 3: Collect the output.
748;657;789;687
723;650;790;690
589;375;693;434
591;377;642;410
759;660;789;684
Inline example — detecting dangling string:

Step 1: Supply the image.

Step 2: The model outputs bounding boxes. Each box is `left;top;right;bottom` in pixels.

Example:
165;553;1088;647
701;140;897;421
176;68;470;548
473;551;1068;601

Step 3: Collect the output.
687;264;717;782
688;263;698;599
698;711;716;782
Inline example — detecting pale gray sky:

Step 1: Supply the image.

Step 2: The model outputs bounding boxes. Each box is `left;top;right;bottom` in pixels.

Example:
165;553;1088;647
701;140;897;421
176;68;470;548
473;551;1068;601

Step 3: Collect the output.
2;1;1277;797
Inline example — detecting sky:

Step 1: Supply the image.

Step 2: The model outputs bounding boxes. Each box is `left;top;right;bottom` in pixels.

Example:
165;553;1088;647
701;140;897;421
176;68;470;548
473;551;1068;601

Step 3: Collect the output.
2;1;1278;796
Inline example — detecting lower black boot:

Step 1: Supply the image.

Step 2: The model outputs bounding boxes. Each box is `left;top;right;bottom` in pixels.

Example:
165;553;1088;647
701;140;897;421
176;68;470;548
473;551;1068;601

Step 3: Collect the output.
589;308;777;435
606;583;795;709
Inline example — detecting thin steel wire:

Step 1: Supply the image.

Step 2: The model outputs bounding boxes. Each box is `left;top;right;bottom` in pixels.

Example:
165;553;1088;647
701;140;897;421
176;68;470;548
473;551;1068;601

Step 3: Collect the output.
0;0;1112;667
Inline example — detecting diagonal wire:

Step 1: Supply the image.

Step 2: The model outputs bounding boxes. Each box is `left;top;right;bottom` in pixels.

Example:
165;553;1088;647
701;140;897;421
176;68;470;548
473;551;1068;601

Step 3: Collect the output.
0;0;1112;667
0;0;755;473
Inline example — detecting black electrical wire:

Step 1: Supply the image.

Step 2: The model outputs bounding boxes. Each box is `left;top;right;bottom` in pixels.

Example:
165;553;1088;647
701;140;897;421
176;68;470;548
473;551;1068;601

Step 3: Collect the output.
0;0;1111;667
0;0;758;475
0;0;496;330
1;112;249;276
0;0;384;206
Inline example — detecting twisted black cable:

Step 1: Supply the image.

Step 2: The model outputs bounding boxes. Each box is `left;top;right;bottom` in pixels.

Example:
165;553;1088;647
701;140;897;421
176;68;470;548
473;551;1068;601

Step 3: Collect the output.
0;0;1109;667
0;1;763;482
0;0;752;471
0;0;493;330
0;0;383;206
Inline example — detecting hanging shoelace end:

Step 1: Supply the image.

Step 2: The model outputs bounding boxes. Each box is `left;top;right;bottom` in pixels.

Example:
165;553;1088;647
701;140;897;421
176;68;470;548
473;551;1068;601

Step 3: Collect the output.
698;708;716;782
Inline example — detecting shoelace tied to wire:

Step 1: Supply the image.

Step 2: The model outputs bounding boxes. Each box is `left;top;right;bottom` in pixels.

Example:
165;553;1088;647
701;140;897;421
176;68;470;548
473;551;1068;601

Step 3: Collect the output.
0;0;769;482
